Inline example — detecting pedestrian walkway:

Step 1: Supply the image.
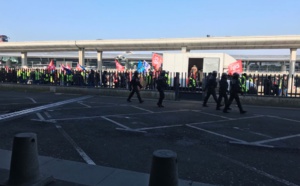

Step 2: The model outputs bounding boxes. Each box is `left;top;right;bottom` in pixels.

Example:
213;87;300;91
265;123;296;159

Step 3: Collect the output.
0;149;213;186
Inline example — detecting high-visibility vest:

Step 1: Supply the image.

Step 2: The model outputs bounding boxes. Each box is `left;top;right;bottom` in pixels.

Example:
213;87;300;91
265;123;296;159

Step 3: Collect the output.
239;75;247;92
189;77;196;87
22;71;26;80
44;74;49;82
35;71;40;80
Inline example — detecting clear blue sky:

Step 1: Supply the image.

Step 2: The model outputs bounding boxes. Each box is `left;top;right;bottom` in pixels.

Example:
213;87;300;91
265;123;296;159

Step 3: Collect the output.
2;0;300;54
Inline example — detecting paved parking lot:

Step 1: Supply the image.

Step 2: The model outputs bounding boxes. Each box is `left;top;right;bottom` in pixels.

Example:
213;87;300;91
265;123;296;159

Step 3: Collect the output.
0;90;299;186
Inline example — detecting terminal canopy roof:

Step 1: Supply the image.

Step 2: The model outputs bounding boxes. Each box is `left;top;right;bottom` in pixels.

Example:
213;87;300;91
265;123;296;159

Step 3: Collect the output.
0;35;300;52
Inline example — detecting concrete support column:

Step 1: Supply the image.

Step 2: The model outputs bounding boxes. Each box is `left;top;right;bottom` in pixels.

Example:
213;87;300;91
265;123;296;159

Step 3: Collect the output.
281;62;286;73
78;48;85;66
97;51;103;72
97;51;103;84
246;61;250;72
21;52;28;67
288;48;297;94
181;47;190;53
6;59;12;68
86;60;90;67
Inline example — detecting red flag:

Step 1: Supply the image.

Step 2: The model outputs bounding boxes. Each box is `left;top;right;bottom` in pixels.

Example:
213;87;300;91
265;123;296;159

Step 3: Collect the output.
115;60;124;71
152;53;163;71
66;64;71;70
76;63;82;71
228;60;243;75
48;60;56;70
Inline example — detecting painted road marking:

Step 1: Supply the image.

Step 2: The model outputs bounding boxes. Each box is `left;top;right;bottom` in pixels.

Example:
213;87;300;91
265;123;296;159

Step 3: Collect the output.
267;115;300;123
27;97;37;103
102;116;130;130
44;111;51;118
186;124;246;143
233;127;273;138
35;110;96;165
77;101;92;108
251;134;300;145
55;124;96;165
0;96;93;121
192;110;233;120
36;113;45;121
135;124;184;131
47;109;187;121
130;105;154;113
215;152;299;186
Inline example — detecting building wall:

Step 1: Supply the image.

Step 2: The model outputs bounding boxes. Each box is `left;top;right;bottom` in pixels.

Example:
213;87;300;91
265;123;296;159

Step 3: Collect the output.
163;53;237;74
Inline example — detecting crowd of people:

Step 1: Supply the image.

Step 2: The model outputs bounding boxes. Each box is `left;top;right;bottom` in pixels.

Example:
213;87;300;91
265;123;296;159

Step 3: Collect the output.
0;67;295;110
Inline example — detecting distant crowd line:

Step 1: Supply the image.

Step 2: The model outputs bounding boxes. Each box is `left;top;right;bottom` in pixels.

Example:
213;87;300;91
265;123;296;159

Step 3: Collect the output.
0;67;299;97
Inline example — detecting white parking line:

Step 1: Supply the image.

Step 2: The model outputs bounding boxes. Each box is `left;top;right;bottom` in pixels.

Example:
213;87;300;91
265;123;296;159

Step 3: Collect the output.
251;134;300;145
38;111;96;165
44;111;51;118
233;127;273;138
130;105;154;113
101;116;130;130
135;124;183;131
36;113;45;121
215;152;299;186
192;110;233;120
55;124;96;165
27;97;37;103
0;96;93;121
186;124;246;143
267;115;300;123
77;102;92;108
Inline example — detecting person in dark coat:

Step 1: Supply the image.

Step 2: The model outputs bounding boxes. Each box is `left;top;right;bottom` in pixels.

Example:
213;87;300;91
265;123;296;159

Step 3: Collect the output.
156;70;168;107
102;71;108;87
216;73;229;110
127;71;144;103
264;76;272;95
202;71;218;107
223;73;246;114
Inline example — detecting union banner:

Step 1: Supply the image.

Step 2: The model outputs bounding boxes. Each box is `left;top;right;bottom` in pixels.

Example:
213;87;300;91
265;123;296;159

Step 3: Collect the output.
152;53;163;71
228;60;243;75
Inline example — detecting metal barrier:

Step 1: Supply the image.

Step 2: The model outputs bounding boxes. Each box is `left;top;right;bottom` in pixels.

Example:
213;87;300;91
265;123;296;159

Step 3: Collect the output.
0;68;299;97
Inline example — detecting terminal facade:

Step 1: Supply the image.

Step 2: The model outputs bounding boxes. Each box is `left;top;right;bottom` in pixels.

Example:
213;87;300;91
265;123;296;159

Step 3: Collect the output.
0;51;299;74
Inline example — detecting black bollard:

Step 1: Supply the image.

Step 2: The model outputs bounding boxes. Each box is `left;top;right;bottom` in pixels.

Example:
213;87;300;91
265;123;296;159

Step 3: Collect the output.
148;149;178;186
7;133;53;186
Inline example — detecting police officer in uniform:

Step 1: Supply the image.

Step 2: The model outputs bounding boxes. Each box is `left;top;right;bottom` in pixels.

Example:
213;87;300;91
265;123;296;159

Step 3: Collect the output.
202;71;218;107
216;73;229;110
127;71;144;103
156;70;168;107
223;73;246;114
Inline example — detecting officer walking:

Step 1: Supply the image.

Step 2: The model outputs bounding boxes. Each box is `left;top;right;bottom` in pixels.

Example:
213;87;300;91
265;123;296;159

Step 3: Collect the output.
127;71;144;103
156;70;168;107
202;71;218;107
216;73;229;110
223;73;247;114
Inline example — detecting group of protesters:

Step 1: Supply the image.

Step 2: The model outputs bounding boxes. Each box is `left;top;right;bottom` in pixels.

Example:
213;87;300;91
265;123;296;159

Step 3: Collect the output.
0;67;163;89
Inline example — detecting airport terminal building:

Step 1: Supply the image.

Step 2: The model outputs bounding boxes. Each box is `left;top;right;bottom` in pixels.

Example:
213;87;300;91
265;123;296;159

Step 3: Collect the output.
0;51;299;74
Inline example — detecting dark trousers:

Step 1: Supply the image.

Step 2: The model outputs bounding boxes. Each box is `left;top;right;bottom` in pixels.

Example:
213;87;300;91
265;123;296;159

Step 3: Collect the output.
128;88;142;102
203;89;218;106
157;89;165;105
224;93;243;112
217;92;228;108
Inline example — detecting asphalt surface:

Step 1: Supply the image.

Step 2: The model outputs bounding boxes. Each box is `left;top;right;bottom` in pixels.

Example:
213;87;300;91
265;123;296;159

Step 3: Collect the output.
0;90;299;186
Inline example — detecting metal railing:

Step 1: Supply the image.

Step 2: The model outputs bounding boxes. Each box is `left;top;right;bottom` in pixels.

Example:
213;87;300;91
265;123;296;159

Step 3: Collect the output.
0;68;299;97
